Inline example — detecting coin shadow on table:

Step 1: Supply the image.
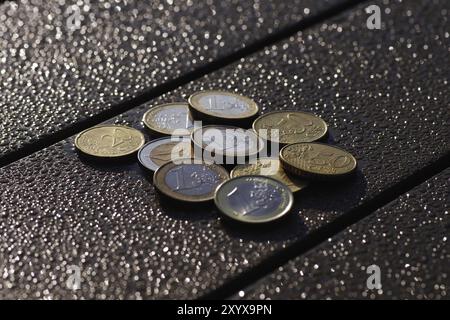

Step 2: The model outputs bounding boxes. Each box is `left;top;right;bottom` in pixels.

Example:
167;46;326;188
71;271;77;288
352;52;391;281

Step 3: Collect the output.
75;151;143;174
157;194;219;221
219;169;367;243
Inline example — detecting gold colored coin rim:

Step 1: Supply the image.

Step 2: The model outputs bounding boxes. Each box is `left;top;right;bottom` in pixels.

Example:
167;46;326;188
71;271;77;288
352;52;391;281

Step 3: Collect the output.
138;136;191;172
252;110;328;144
74;124;145;158
214;175;294;224
153;159;230;203
188;90;259;120
230;157;308;193
280;142;357;177
142;102;193;136
191;125;264;158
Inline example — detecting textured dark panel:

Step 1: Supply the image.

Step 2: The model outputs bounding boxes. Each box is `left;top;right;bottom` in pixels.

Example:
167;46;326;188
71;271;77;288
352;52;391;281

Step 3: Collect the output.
0;0;449;299
238;168;450;300
0;0;341;158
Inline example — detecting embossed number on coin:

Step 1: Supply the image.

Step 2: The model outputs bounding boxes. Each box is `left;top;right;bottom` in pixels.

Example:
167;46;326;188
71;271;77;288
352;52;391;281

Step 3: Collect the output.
75;125;145;158
153;161;229;202
188;90;259;120
280;143;357;179
215;176;294;223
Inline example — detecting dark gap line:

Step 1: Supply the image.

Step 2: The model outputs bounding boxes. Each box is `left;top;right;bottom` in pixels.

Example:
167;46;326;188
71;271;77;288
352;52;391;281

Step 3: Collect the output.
0;0;366;168
199;151;450;300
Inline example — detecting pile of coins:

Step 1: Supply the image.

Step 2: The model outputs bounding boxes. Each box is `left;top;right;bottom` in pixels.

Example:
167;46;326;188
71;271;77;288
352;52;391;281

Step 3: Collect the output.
75;90;357;224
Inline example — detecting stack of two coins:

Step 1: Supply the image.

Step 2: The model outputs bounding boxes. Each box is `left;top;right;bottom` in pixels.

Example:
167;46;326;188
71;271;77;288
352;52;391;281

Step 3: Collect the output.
251;110;357;181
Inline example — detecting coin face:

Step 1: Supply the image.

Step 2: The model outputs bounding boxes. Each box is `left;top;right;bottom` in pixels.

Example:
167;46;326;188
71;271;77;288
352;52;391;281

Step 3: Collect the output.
188;90;259;120
280;143;357;179
231;158;308;193
191;125;263;158
75;125;145;158
143;102;194;136
138;137;192;171
153;160;229;202
215;175;294;223
253;111;327;144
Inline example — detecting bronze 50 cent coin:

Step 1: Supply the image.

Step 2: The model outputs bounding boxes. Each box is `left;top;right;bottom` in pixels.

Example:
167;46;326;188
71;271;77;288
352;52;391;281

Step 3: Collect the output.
153;160;229;202
280;143;357;180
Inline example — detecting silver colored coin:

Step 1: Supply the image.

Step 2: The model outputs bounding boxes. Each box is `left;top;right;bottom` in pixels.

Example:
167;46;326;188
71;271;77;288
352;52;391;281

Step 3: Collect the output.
154;160;229;202
138;136;192;171
188;90;259;120
215;175;294;224
143;102;194;136
191;125;263;158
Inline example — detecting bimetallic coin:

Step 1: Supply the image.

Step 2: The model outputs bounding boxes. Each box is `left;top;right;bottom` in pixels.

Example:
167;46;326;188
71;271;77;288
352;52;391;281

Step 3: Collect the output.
143;102;194;136
215;175;294;224
153;160;229;202
231;158;308;193
253;110;327;145
191;125;263;158
138;137;192;172
75;125;145;158
188;90;259;120
280;143;357;180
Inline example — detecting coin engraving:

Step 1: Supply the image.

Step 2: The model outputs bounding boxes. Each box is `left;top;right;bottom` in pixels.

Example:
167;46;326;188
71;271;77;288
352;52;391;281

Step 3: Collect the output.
281;143;357;177
192;125;262;158
166;165;220;196
75;125;145;158
189;91;259;119
150;141;191;166
231;158;308;192
154;161;229;202
143;103;194;135
253;111;327;144
215;176;293;223
138;137;191;171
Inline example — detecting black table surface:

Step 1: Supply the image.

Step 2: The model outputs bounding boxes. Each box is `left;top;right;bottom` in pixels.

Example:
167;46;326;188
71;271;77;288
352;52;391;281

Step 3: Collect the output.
0;0;448;299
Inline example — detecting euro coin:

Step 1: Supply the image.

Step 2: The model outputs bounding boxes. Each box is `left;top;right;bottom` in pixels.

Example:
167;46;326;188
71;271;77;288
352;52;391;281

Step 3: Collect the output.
215;175;294;224
143;102;194;136
280;143;357;180
138;137;192;172
231;158;308;193
75;125;145;158
253;110;327;145
191;125;263;160
188;90;259;122
153;160;229;202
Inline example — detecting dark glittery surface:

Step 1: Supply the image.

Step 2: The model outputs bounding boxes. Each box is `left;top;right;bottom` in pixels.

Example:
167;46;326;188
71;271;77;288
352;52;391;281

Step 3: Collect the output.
0;0;339;158
238;168;450;300
0;0;448;299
